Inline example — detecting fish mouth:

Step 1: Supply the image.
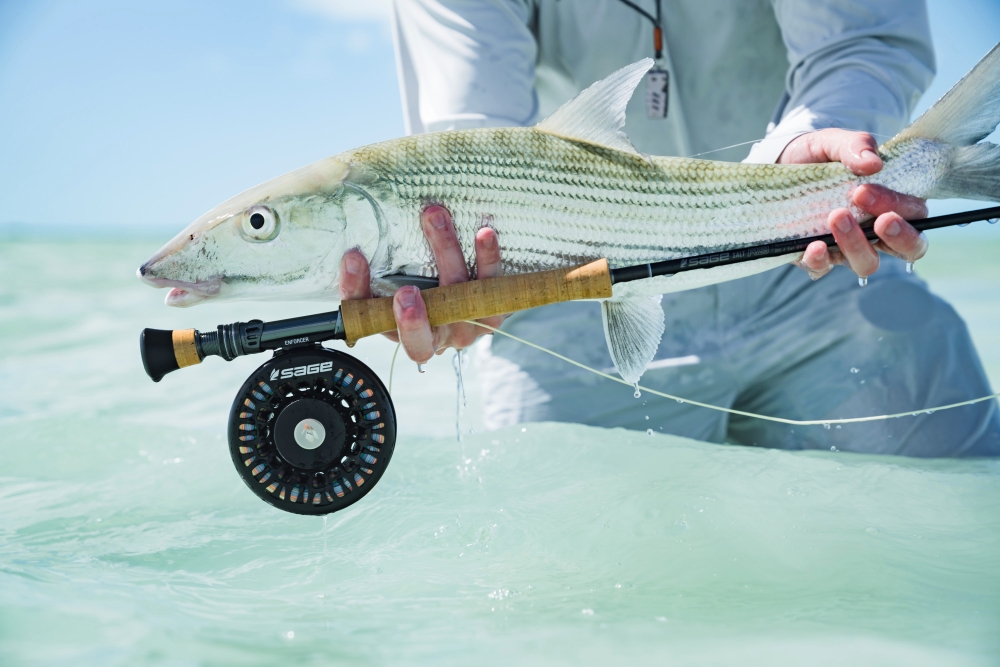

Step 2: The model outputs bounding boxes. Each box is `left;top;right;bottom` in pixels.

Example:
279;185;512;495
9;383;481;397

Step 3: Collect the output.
137;271;222;308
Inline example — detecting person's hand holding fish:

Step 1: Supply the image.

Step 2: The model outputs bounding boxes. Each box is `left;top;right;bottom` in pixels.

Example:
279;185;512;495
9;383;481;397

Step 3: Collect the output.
338;205;505;364
780;128;930;280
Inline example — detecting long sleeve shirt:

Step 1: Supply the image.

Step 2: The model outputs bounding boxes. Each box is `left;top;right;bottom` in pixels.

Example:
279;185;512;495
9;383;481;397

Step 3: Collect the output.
391;0;935;164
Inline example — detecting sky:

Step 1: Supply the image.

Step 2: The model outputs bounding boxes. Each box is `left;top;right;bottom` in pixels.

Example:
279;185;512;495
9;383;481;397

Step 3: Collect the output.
0;0;998;232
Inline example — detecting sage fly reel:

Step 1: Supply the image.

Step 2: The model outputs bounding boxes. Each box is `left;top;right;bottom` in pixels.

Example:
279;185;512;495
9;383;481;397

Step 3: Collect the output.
229;346;395;515
139;311;397;515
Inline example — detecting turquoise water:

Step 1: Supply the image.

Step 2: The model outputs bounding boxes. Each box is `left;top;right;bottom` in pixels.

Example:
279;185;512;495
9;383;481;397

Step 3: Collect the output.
2;238;999;666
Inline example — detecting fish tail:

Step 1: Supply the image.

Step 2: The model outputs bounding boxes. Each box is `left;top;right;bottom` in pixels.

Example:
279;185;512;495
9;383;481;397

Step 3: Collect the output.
894;43;1000;202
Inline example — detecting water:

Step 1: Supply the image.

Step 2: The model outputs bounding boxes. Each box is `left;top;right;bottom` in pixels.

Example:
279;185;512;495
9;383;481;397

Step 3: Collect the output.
2;238;1000;666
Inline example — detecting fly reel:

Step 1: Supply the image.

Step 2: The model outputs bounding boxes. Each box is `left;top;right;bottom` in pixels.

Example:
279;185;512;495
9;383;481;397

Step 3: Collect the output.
140;314;398;515
229;346;396;515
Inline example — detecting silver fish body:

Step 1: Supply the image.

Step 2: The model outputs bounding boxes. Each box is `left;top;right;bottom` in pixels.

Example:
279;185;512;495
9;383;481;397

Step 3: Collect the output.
349;128;949;287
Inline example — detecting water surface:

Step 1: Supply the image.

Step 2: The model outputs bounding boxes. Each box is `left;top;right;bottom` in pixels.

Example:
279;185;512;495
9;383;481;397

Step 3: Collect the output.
1;238;998;666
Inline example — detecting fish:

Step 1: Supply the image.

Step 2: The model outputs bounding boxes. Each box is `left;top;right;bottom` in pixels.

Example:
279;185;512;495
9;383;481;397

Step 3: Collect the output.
139;44;1000;383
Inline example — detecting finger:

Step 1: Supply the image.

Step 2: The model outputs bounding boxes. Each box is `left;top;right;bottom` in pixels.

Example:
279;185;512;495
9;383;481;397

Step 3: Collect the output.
339;249;372;300
852;184;927;220
873;211;929;262
832;131;882;176
778;129;882;175
393;286;435;363
422;205;469;286
829;208;879;277
471;228;506;333
797;240;837;280
431;229;506;350
474;227;502;279
437;316;504;350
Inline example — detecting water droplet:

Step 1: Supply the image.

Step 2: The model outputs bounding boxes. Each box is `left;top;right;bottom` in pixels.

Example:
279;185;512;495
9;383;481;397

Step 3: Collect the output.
647;429;654;436
830;445;838;451
633;383;641;398
823;423;831;430
417;364;425;374
988;218;998;225
835;424;842;429
925;410;935;415
645;415;649;420
958;222;970;227
905;261;914;274
850;367;859;374
858;276;868;287
285;631;295;640
675;398;684;404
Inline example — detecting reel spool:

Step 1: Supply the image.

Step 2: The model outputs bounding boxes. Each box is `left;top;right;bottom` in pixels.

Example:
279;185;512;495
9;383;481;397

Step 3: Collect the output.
229;345;396;515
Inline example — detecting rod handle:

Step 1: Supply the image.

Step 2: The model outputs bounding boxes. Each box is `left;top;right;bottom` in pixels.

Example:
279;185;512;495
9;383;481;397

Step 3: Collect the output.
340;259;612;345
140;328;202;382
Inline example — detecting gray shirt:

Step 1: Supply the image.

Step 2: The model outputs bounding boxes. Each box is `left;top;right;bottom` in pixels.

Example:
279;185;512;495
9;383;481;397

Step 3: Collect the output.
392;0;935;163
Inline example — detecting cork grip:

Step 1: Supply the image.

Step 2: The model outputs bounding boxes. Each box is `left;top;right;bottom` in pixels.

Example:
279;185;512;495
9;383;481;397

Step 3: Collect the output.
172;329;202;368
340;259;613;345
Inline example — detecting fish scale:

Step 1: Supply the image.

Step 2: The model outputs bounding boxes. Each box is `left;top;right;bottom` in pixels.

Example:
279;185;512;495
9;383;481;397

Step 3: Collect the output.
354;127;906;279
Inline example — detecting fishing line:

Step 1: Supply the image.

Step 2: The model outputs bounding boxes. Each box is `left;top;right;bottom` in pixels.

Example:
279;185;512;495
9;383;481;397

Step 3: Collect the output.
388;341;402;394
461;320;1000;427
685;130;897;159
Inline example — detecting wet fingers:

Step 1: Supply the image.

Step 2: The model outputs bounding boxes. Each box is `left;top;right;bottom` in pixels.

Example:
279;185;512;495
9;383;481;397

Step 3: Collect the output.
797;240;837;280
829;208;879;279
339;249;372;300
393;286;435;363
853;184;927;220
873;212;929;262
474;228;502;279
422;206;469;286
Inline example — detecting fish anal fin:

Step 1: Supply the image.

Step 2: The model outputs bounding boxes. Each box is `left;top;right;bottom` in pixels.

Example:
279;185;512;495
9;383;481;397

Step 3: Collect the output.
601;295;664;385
535;59;653;157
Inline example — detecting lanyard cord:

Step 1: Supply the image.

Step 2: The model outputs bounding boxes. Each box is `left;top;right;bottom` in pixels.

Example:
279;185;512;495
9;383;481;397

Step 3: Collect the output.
615;0;663;59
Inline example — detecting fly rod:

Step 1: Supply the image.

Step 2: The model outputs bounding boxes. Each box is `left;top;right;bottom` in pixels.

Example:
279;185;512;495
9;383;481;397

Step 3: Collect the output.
142;205;1000;384
138;205;999;516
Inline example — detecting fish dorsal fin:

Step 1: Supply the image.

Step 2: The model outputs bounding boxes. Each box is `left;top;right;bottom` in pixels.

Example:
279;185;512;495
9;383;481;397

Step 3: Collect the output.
601;295;665;385
535;59;653;156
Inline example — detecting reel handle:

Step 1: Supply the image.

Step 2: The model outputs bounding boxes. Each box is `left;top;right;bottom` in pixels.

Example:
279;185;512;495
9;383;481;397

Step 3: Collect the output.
139;328;201;382
340;259;612;344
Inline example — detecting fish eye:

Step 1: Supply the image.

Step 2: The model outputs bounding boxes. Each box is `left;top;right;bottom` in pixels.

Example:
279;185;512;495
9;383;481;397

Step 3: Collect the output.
241;205;278;241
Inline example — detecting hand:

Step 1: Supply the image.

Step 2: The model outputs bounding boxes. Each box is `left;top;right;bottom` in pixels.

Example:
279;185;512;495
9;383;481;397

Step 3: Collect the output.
338;205;504;364
778;128;929;280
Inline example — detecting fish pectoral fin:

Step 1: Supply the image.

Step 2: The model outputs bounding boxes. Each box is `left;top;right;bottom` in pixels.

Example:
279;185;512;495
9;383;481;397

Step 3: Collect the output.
535;59;652;157
601;295;664;385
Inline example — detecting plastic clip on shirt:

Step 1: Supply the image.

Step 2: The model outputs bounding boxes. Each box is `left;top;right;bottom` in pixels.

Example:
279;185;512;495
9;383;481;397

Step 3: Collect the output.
615;0;669;118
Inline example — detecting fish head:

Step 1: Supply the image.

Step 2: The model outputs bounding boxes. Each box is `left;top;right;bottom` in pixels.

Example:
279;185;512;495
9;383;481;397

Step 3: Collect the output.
138;154;383;307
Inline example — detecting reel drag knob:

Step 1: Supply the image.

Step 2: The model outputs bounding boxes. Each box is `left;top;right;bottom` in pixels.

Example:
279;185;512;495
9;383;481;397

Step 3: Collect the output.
228;346;396;515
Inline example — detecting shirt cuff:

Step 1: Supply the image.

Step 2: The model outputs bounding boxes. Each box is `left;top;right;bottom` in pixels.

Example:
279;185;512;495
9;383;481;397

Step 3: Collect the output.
742;105;837;164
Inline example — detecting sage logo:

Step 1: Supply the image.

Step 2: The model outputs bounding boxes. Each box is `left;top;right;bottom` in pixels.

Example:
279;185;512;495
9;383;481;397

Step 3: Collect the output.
269;361;334;381
679;251;730;268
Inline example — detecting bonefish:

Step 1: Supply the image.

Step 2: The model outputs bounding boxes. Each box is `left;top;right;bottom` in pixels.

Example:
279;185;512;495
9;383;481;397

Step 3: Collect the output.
139;45;1000;382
